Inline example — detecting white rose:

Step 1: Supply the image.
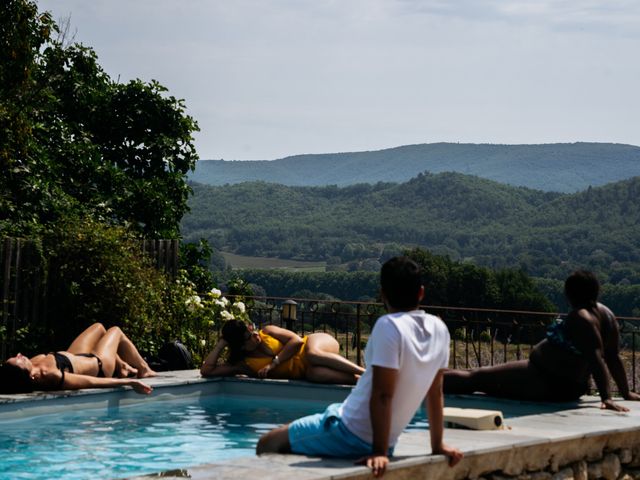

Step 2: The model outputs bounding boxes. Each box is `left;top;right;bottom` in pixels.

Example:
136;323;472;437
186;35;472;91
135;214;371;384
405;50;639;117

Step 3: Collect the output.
185;299;196;312
233;302;246;314
210;288;222;298
220;310;234;321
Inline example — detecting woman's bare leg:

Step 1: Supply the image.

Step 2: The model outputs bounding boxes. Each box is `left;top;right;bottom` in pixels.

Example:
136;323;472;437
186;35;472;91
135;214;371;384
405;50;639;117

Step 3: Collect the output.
116;332;155;378
304;333;365;375
306;365;359;385
443;360;554;401
91;327;156;378
66;323;107;354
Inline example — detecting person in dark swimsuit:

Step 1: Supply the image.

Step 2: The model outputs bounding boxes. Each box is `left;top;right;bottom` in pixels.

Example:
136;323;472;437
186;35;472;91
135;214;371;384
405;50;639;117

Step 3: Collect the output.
0;323;156;394
443;270;640;412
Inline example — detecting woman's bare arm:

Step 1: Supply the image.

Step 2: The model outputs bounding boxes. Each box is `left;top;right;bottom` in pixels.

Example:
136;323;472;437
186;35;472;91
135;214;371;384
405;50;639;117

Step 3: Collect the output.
255;325;304;378
200;338;254;377
200;339;228;376
261;325;303;363
62;373;152;394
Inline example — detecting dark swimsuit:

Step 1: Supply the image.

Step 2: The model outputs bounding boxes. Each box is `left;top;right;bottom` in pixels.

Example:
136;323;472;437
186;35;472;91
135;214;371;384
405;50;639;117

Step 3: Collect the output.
51;352;105;388
529;319;589;401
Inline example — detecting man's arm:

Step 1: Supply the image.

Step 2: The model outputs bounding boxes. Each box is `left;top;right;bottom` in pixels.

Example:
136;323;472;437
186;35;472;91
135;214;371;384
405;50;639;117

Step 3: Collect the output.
570;313;628;412
602;312;640;401
356;365;398;478
425;370;463;466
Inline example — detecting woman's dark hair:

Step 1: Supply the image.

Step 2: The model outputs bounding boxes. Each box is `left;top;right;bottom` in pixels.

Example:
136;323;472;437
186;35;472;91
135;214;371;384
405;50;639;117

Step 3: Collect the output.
564;270;599;308
221;320;250;364
380;256;423;310
0;363;34;394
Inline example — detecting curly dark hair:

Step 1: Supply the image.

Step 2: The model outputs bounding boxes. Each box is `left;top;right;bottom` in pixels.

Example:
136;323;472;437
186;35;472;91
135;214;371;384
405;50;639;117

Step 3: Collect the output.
0;362;34;394
564;270;599;308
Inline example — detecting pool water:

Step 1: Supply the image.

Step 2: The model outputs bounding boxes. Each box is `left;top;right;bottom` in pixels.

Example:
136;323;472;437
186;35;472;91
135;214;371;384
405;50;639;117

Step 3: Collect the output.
0;394;428;480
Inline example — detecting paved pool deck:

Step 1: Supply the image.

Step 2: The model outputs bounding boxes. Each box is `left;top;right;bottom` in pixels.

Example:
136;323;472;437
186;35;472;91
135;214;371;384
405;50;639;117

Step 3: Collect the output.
2;370;640;479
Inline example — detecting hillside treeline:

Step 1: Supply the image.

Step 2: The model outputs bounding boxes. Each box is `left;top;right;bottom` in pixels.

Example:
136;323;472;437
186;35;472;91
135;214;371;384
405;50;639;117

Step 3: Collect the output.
236;248;555;313
183;172;640;286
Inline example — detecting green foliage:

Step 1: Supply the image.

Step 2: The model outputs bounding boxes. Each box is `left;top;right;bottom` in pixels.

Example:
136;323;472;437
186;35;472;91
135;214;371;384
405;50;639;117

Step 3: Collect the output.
3;217;245;362
231;248;553;312
42;217;170;351
405;248;554;312
237;270;379;302
0;0;199;238
180;239;215;293
162;273;249;363
183;172;640;314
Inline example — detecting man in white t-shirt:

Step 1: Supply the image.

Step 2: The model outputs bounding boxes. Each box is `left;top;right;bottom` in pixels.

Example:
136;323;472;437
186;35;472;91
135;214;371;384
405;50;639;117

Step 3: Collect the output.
257;256;462;477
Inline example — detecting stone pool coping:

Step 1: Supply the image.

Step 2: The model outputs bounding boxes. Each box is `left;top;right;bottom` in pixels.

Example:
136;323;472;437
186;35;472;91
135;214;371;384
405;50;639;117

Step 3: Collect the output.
2;370;640;479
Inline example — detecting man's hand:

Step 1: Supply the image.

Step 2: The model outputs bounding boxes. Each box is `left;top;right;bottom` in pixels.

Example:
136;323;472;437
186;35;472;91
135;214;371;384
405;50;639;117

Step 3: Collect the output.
433;442;463;467
257;364;273;378
356;454;389;478
601;398;629;412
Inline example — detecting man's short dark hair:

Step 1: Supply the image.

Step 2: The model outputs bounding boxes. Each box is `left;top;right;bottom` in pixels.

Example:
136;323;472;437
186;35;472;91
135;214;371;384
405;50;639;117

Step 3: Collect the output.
380;256;422;310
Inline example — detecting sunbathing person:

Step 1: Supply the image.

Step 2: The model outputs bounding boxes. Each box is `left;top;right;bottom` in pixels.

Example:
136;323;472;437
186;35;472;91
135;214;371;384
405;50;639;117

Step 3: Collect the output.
0;323;155;395
200;321;364;384
444;270;640;412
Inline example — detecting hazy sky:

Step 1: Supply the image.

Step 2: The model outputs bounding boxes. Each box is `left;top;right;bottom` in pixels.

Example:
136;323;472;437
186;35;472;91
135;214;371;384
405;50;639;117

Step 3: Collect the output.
38;0;640;160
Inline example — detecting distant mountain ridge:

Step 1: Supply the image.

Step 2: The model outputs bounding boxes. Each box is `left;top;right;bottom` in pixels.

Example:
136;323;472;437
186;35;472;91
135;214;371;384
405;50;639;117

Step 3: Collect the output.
191;142;640;192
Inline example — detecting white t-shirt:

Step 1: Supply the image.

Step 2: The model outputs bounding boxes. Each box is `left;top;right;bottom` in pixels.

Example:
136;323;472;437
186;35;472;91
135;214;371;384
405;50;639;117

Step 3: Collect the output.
340;310;450;446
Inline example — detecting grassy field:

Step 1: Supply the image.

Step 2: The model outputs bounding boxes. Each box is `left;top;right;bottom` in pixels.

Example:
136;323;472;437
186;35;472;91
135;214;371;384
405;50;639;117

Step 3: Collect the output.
220;251;326;272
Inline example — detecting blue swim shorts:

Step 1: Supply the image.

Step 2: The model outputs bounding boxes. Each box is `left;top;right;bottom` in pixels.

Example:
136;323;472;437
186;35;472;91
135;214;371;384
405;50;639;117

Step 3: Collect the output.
288;403;393;458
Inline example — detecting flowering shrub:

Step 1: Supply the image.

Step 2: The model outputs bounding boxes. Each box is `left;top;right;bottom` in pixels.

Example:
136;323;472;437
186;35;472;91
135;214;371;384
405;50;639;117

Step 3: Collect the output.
167;271;250;362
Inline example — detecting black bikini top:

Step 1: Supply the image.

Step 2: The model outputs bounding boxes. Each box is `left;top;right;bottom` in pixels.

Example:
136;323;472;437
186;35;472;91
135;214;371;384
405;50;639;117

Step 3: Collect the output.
50;352;74;388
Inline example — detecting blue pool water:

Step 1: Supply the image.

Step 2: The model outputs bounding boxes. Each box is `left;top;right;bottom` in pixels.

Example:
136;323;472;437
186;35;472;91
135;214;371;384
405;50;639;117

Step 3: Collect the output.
0;394;428;480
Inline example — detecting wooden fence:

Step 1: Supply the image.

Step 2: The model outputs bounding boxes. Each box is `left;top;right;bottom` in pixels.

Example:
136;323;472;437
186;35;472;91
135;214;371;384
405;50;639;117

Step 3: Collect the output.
0;237;179;358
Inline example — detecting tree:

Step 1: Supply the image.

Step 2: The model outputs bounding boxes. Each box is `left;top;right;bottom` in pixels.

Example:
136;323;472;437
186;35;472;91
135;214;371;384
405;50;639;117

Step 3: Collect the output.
1;0;199;237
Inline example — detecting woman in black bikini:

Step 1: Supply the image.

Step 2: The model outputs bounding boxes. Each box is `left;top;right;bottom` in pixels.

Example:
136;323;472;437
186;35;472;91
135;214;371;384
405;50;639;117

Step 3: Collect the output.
443;270;640;412
0;323;155;394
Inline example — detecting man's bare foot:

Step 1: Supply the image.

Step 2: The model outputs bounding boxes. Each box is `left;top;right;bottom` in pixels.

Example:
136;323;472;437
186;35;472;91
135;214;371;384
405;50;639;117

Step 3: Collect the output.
137;365;157;378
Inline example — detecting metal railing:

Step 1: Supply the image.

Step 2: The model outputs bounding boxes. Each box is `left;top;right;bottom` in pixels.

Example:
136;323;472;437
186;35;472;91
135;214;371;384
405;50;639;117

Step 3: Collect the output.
232;295;640;393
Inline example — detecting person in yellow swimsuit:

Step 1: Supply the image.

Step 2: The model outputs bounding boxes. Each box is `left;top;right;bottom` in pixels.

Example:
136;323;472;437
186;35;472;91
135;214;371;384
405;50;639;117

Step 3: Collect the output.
200;320;364;384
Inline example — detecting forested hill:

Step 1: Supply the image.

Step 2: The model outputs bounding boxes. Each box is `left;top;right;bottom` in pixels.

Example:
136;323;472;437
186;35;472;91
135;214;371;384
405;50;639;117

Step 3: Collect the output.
182;172;640;285
190;142;640;193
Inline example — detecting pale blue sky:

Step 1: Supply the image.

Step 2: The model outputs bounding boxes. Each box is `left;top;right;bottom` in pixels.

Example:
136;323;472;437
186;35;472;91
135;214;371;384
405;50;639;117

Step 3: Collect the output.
38;0;640;160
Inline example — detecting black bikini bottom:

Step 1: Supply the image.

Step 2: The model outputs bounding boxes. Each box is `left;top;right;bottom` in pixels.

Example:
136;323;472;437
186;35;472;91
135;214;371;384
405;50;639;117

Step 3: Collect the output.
77;353;106;377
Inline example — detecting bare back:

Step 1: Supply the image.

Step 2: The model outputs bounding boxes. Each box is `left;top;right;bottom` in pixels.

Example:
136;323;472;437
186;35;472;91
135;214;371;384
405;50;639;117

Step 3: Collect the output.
530;302;618;386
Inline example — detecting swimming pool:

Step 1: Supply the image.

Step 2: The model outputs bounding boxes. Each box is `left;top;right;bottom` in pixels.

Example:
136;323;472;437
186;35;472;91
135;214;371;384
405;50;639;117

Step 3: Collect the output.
2;371;560;480
0;393;319;480
0;386;432;480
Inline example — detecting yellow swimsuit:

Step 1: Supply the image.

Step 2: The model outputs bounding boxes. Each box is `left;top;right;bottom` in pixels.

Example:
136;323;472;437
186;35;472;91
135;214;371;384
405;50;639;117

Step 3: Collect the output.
244;330;309;379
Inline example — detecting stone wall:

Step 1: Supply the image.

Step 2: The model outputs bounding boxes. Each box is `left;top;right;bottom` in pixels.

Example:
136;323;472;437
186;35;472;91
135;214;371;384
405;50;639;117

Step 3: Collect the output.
477;446;640;480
